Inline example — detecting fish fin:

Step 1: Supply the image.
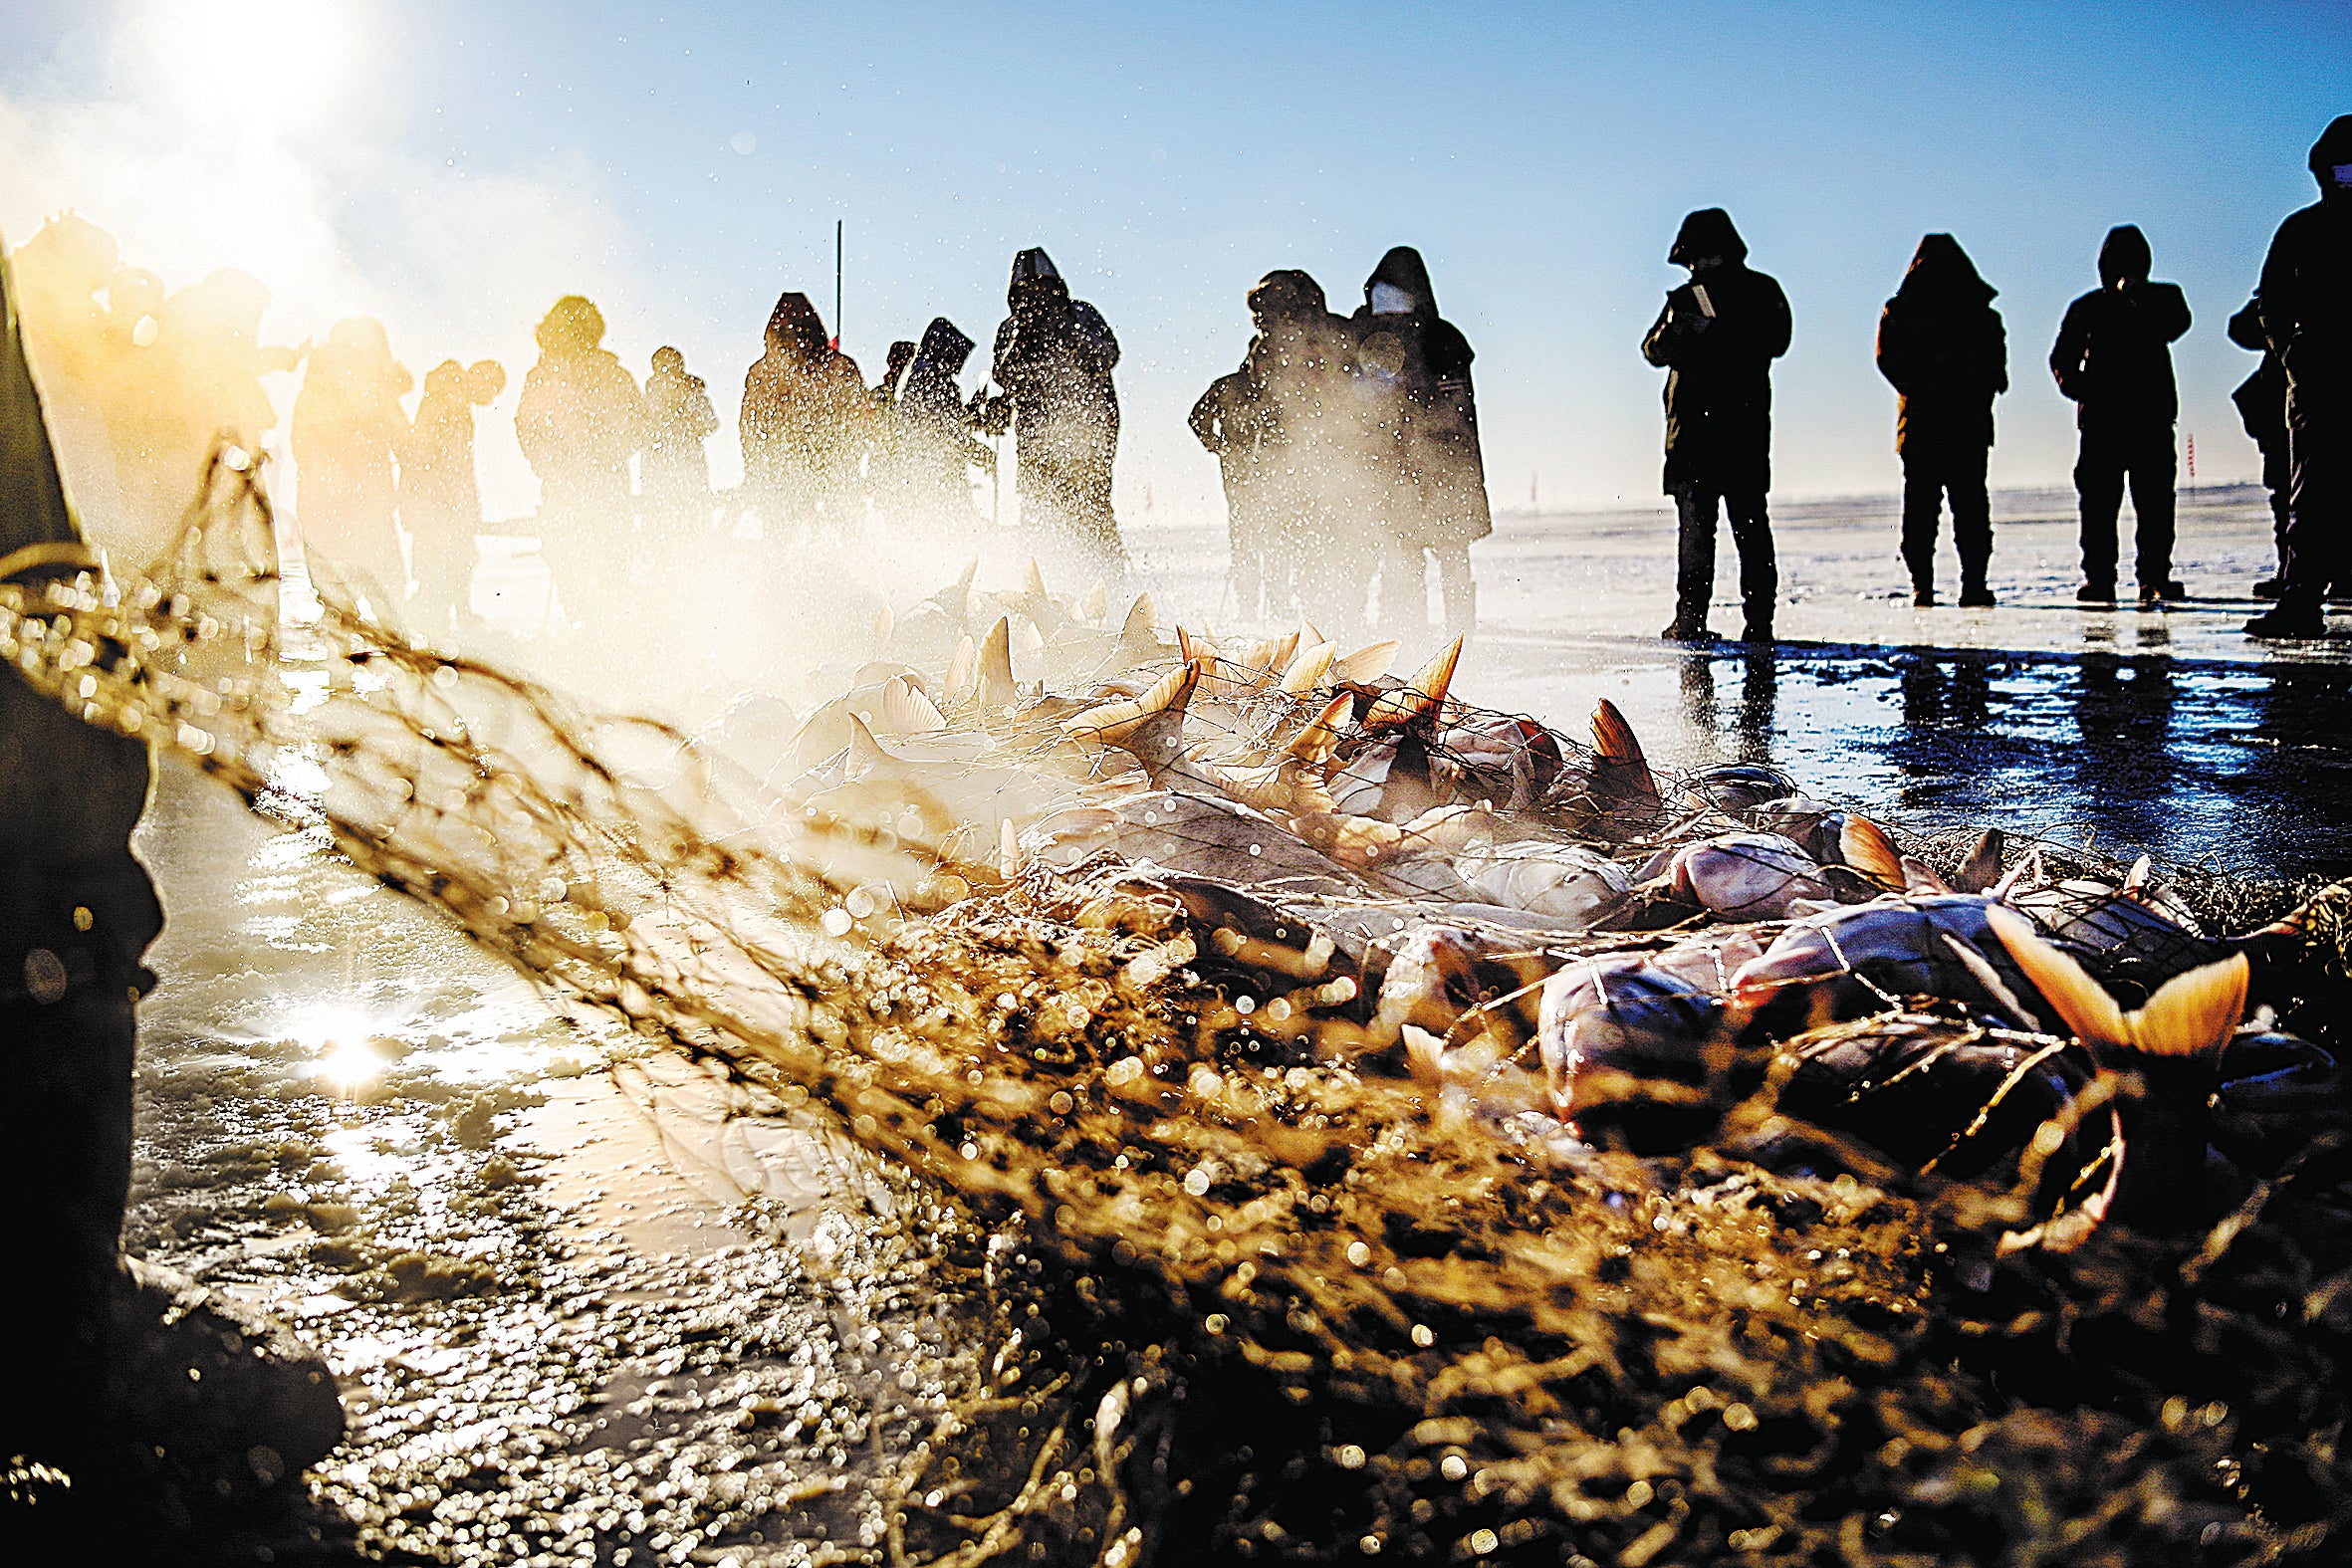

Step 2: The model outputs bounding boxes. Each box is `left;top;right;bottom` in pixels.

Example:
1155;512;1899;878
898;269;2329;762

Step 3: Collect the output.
977;617;1016;711
1013;617;1046;655
1334;638;1400;685
1900;854;1955;896
1364;635;1462;729
1590;697;1645;762
1401;1024;1448;1092
1113;595;1162;669
1299;617;1325;650
945;634;977;703
2123;854;2154;895
1987;905;2127;1045
845;714;897;776
1838;815;1903;888
871;603;894;648
1955;827;2005;893
1588;698;1660;811
1284;693;1354;766
1176;626;1224;691
1021;557;1049;600
1064;662;1200;778
2121;954;2248;1058
2249;876;2352;940
1279;640;1336;695
883;677;946;736
999;818;1021;880
1079;577;1108;624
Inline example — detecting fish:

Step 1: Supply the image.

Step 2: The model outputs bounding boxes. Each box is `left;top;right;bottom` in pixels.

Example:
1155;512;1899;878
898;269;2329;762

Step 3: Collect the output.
1446;839;1633;926
1534;956;1747;1148
1653;832;1837;921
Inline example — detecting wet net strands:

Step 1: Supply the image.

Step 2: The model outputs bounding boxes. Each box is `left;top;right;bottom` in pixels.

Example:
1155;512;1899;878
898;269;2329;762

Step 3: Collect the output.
10;457;2352;1565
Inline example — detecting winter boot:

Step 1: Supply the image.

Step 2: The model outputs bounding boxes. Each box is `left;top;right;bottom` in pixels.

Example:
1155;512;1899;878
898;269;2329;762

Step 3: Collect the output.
2076;580;2116;604
2245;589;2325;639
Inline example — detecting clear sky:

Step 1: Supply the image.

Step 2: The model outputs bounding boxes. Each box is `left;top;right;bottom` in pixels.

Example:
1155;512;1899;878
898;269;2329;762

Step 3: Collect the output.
3;0;2346;523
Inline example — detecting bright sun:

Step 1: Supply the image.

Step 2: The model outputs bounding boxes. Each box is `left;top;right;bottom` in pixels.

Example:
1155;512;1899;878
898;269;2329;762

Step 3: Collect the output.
160;0;353;128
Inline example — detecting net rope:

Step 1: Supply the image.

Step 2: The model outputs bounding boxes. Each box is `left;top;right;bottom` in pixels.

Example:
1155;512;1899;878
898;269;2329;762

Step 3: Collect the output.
9;453;2352;1565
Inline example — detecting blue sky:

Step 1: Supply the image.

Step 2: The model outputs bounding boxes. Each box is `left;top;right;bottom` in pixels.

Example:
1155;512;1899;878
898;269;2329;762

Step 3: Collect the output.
3;0;2347;521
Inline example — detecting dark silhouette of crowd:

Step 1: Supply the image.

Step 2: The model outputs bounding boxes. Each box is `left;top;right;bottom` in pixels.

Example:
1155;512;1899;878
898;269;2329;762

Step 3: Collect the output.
7;112;2349;644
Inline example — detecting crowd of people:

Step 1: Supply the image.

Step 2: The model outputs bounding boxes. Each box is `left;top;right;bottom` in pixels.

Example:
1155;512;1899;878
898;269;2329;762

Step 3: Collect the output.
7;112;2347;643
5;232;1134;632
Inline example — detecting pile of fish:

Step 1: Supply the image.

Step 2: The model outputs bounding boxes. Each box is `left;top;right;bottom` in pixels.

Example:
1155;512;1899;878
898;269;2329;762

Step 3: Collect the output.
719;561;2351;1250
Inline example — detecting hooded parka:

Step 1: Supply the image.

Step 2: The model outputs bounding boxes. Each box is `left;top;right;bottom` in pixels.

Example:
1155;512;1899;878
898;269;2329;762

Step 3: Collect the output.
986;249;1123;567
400;356;505;628
1876;235;2006;599
739;292;868;528
1346;248;1491;554
2049;226;2191;595
1642;210;1792;498
896;317;990;525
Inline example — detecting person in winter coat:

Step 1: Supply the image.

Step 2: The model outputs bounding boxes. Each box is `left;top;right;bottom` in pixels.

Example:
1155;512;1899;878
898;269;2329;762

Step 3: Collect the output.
1875;234;2007;607
515;295;646;624
2049;224;2192;604
1190;364;1276;618
1346;247;1490;637
2246;114;2352;640
1642;209;1792;642
641;345;717;534
739;292;867;539
399;356;504;634
1242;270;1357;626
2230;295;2294;598
294;317;411;611
981;248;1123;574
894;317;991;529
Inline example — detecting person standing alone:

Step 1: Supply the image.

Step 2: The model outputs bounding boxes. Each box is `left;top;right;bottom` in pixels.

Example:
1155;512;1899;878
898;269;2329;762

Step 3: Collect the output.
2049;225;2191;604
1643;209;1791;643
1875;234;2007;606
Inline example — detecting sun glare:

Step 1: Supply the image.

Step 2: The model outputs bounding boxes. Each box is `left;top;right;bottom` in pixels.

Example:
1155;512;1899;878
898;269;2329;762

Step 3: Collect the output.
160;0;352;128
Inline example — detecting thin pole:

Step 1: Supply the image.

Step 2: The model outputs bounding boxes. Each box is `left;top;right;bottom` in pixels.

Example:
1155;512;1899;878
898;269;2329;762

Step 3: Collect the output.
833;219;843;351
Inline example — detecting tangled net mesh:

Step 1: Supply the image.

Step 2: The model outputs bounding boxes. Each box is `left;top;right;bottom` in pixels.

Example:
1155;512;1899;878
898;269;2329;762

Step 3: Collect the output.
9;453;2352;1566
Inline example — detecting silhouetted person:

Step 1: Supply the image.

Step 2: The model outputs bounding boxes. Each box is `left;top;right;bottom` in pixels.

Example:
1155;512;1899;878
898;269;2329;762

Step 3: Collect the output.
0;237;164;1485
1643;209;1791;642
641;345;717;534
2231;294;2294;598
2246;115;2352;640
982;248;1123;575
895;317;990;529
400;357;504;634
2050;224;2191;604
1243;270;1356;627
879;338;918;404
1191;364;1275;618
739;291;867;538
1347;248;1489;636
1876;234;2006;607
294;317;410;611
516;295;645;625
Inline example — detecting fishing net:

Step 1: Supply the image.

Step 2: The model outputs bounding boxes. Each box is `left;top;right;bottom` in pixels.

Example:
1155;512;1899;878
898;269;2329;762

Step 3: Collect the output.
10;452;2352;1566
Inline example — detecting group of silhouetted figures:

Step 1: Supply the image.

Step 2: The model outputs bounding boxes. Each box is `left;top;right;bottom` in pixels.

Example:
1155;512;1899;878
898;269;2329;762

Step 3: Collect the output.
1188;250;1490;638
9;112;2349;643
6;228;1136;632
1621;116;2351;643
